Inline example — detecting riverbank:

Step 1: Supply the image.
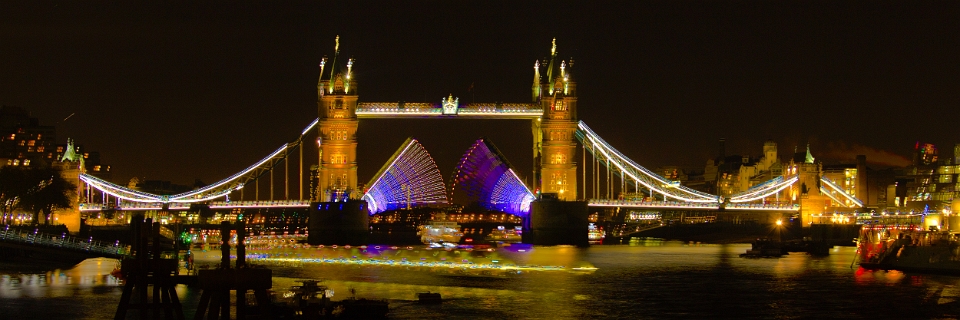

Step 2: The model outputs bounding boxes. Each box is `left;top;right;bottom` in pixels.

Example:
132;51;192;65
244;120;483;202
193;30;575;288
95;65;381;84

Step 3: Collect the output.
619;223;860;246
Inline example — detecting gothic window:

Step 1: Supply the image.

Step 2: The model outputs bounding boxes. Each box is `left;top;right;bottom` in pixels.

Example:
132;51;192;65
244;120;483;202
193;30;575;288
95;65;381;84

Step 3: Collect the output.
550;131;568;141
551;153;566;164
329;130;348;141
550;173;568;192
331;153;347;164
554;100;565;111
335;100;344;109
334;76;344;92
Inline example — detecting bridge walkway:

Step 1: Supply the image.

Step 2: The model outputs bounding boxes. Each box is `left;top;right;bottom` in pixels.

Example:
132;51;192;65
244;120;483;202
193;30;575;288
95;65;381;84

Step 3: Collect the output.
0;226;128;259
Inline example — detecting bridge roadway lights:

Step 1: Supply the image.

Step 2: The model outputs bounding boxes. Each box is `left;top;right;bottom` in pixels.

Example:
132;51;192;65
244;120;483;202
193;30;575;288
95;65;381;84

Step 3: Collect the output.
523;196;589;246
308;200;370;246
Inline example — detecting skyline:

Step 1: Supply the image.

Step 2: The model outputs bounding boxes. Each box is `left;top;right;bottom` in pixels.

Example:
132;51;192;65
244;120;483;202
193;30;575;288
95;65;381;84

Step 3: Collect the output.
2;1;958;185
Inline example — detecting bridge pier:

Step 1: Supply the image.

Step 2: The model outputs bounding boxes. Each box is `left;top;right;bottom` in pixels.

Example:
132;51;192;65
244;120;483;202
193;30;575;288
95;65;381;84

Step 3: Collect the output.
307;201;369;245
523;196;589;246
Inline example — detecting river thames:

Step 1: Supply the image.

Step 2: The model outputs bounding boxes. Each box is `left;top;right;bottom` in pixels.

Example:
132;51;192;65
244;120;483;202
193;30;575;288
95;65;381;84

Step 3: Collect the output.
2;240;959;319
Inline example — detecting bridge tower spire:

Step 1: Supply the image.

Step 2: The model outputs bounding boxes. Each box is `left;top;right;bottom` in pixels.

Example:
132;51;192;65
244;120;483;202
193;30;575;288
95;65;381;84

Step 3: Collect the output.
316;36;360;201
533;38;578;201
532;60;541;102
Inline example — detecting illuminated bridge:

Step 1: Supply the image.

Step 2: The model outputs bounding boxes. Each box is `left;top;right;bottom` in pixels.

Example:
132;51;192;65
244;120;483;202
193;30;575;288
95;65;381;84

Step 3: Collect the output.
77;118;851;215
71;38;862;232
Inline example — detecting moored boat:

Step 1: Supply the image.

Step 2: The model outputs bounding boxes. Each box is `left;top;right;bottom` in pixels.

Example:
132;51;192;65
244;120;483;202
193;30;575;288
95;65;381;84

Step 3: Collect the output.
740;238;785;258
417;292;442;304
272;280;388;318
857;226;960;274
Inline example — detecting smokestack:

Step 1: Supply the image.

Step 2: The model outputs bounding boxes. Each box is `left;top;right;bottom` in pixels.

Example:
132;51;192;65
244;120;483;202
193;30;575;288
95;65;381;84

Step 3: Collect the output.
856;155;868;206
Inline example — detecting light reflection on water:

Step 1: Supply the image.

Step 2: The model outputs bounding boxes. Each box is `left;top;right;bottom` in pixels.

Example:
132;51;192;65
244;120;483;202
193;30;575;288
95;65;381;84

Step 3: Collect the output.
1;242;959;319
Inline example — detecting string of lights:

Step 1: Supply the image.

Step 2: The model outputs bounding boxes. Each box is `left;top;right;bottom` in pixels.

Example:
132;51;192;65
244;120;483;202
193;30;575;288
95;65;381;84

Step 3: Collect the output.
362;138;449;214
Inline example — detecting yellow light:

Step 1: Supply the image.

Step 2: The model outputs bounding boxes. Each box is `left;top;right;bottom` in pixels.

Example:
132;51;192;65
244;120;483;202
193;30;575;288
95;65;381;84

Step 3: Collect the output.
776;219;783;226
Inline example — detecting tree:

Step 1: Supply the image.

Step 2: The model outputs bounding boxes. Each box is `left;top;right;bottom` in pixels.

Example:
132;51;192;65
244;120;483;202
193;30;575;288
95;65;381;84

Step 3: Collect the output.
0;167;30;223
15;165;77;225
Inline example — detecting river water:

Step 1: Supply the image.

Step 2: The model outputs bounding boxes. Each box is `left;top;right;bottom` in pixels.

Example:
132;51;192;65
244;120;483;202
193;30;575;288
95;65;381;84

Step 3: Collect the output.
2;240;959;319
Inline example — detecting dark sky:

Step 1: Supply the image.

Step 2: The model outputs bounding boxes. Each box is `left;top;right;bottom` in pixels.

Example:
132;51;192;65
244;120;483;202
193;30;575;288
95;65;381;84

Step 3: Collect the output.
1;1;958;187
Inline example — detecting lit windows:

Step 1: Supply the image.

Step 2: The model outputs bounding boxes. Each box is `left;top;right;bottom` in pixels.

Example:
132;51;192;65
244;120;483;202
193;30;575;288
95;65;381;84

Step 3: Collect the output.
550;173;568;192
330;153;347;164
37;146;44;152
551;153;567;164
549;130;569;141
554;100;566;111
27;140;35;146
22;160;30;166
329;130;349;141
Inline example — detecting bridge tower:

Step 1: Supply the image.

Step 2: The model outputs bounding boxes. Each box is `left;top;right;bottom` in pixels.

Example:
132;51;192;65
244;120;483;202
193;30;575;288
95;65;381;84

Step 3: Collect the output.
54;138;82;233
316;36;360;201
533;38;578;201
792;144;826;224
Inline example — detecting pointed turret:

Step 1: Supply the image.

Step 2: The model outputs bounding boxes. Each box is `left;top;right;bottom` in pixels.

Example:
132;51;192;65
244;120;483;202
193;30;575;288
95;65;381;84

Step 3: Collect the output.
546;38;557;94
805;144;815;164
326;35;340;93
317;56;327;98
345;57;354;94
532;60;541;102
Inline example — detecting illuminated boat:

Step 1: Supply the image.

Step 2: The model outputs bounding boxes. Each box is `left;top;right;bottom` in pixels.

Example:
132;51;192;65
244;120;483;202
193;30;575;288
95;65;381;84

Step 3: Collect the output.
418;213;463;246
857;227;960;274
588;223;605;244
485;225;523;244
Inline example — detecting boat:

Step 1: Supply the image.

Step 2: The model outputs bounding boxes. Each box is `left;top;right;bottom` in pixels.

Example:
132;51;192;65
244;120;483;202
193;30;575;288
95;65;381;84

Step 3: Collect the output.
418;213;463;246
334;294;389;319
739;238;785;258
417;292;442;304
857;226;960;274
485;226;522;244
588;223;606;244
272;280;388;318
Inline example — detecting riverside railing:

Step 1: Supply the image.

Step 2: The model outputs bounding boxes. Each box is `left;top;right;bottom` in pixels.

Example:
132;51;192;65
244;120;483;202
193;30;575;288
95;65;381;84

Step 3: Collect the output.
0;226;128;257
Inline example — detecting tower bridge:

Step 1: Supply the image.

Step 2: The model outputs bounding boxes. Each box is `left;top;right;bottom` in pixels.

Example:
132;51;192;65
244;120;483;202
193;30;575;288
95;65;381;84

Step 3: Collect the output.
68;38;863;244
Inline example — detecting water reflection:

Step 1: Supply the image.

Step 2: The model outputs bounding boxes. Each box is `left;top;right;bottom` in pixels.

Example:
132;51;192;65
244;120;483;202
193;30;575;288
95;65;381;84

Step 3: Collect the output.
0;258;121;299
0;242;959;319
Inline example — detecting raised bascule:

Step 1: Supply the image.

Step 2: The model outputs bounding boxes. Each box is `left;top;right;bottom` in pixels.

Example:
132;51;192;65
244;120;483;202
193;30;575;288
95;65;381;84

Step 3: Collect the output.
72;37;863;245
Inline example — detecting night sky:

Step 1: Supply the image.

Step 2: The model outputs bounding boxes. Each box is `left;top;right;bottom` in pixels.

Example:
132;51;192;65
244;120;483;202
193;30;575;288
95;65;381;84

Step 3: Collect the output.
2;1;958;187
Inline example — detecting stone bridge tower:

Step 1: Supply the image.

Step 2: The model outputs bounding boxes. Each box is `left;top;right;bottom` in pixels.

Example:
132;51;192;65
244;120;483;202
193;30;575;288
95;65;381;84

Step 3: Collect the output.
316;36;359;202
533;38;579;201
